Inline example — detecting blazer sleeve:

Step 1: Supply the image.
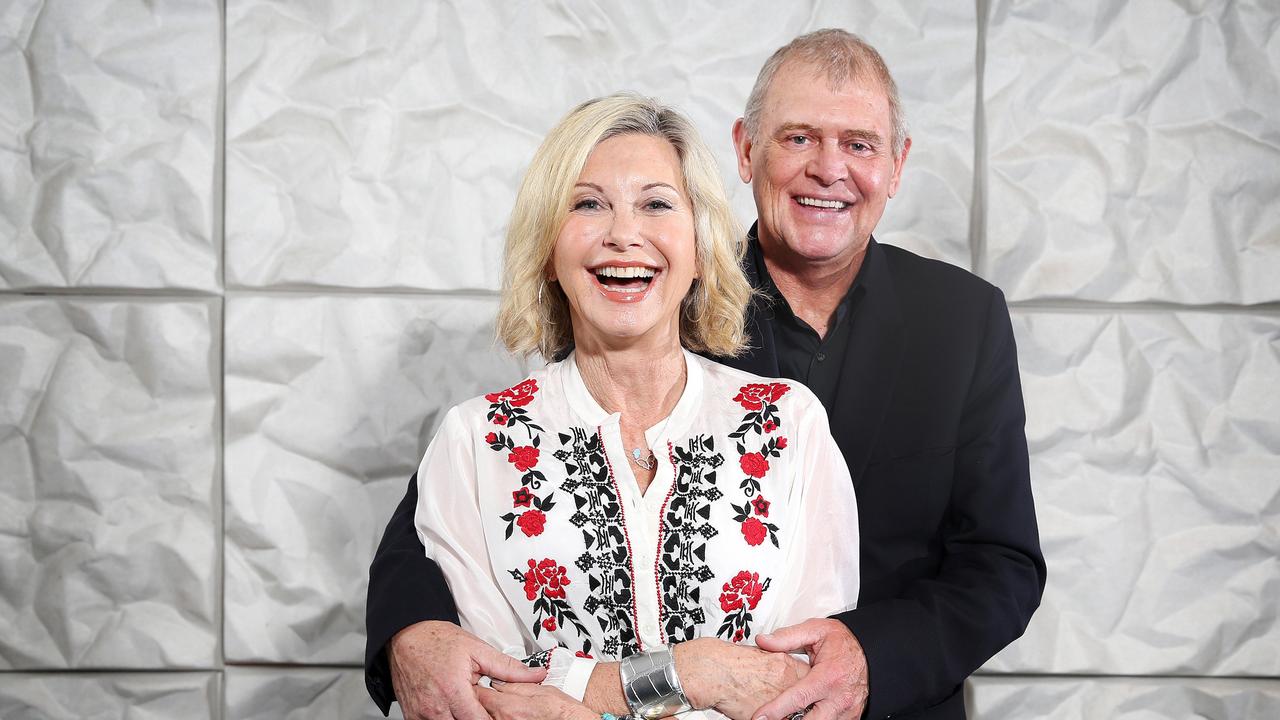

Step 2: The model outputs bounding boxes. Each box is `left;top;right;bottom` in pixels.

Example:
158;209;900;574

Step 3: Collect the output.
834;288;1047;719
364;478;461;714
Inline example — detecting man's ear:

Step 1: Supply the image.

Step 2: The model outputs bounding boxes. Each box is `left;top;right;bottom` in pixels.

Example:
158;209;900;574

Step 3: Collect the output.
887;136;912;198
731;118;753;184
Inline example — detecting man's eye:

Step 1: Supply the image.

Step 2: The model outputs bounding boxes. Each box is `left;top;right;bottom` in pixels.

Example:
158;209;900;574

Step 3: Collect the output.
850;142;870;152
788;135;810;145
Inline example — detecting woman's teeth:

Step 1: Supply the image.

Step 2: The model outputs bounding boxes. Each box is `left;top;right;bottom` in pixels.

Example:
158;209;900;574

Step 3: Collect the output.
594;266;656;291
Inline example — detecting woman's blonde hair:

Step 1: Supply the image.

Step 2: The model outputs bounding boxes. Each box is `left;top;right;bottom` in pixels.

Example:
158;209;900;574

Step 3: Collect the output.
496;93;754;360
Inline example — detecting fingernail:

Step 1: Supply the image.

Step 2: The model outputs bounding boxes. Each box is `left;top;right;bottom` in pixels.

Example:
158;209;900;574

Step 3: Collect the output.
491;680;506;687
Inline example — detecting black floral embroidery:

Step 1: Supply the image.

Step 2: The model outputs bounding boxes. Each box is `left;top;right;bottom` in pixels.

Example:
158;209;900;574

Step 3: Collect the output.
657;436;724;642
554;427;640;657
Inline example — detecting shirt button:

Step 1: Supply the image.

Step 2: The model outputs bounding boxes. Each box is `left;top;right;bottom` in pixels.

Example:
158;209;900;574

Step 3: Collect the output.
816;352;826;362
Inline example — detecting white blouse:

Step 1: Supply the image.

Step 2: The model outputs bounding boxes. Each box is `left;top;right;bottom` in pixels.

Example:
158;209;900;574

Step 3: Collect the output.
415;350;860;718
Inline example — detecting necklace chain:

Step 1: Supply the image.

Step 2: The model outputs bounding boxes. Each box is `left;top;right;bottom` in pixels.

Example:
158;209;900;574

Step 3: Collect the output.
629;447;656;471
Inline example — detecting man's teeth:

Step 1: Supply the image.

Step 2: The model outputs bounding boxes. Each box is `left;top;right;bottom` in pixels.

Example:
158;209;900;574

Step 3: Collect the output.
595;266;656;279
796;197;849;209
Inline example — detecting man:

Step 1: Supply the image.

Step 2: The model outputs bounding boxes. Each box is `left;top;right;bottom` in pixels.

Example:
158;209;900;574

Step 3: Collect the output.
366;29;1045;720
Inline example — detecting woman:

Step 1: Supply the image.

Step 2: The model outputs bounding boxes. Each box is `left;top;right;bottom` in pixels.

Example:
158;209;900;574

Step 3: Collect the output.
414;94;859;720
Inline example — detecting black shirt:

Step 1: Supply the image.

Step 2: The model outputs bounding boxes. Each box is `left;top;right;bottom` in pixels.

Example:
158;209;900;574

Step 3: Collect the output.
748;228;867;415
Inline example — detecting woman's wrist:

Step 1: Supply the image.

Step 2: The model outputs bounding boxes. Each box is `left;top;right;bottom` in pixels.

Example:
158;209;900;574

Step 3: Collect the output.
672;638;716;711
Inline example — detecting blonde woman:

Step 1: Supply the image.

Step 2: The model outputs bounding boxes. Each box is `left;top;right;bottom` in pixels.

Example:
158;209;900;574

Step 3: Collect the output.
409;95;859;720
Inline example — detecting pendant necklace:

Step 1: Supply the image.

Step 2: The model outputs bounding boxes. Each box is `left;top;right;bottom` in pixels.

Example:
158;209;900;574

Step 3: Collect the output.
629;447;656;471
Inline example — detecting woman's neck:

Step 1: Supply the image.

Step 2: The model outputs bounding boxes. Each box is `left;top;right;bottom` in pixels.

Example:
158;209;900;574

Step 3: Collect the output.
573;342;687;430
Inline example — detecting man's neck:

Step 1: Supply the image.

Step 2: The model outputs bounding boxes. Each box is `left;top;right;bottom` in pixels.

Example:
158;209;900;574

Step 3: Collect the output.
760;237;866;339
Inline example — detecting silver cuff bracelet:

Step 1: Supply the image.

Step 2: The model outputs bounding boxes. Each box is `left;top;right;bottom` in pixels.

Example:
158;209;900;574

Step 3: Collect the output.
618;645;692;718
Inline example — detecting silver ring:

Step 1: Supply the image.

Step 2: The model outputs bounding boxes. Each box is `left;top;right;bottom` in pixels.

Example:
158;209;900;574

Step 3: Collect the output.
786;712;807;720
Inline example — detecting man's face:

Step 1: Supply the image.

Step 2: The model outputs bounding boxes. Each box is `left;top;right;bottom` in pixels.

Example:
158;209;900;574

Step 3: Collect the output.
733;60;911;269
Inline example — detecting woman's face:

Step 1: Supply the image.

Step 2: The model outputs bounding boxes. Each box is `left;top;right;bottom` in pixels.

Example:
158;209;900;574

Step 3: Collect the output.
550;133;698;352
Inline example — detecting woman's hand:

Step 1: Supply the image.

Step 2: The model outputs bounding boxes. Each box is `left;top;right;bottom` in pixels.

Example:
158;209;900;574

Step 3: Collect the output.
475;680;600;720
675;637;810;720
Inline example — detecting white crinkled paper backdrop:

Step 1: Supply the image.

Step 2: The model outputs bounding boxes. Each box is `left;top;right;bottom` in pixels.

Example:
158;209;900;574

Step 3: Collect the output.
1;0;1277;717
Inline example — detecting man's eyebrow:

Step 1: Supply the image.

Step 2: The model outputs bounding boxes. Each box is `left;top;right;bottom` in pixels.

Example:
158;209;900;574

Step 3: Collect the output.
841;129;884;144
774;122;820;135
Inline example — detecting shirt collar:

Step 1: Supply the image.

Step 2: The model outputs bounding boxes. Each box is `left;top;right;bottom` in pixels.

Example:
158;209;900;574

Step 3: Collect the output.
745;221;880;320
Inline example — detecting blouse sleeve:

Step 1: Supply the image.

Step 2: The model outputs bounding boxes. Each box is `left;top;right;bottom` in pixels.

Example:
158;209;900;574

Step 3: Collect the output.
414;406;599;699
766;390;861;629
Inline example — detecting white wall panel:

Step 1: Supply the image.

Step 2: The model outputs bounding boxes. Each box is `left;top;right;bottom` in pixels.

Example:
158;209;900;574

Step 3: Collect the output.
0;299;219;669
223;0;973;291
968;676;1280;719
222;294;526;662
226;668;404;720
983;0;1280;303
988;310;1280;674
0;672;218;720
0;0;220;290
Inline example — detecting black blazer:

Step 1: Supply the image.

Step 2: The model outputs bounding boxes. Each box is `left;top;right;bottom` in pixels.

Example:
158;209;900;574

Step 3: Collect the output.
365;238;1046;720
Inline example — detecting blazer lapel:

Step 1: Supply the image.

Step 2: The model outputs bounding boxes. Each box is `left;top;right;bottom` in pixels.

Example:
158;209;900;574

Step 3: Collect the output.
831;240;905;487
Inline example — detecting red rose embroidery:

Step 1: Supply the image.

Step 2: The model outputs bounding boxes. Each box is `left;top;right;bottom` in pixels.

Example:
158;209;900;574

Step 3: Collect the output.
740;452;769;478
512;488;533;507
719;590;743;613
733;628;745;642
486;379;538;407
485;432;498;444
751;496;770;517
508;446;540;472
492;414;508;426
524;558;570;601
733;382;790;411
517;509;546;537
724;570;765;610
740;517;768;546
776;437;788;449
762;420;777;433
575;650;593;659
542;617;557;632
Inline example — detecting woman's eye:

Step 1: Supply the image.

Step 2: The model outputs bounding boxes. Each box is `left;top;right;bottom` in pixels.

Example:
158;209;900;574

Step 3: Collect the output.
646;199;673;211
573;198;601;211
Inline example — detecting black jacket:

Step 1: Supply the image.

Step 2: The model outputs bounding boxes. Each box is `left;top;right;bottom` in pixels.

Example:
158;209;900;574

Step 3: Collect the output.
365;237;1046;719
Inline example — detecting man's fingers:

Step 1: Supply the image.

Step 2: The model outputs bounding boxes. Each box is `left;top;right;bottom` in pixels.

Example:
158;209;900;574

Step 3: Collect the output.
751;676;819;720
755;618;825;654
474;648;546;683
448;689;496;720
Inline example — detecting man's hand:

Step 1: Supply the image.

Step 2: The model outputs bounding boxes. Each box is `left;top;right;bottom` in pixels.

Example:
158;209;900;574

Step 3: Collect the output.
475;681;599;720
674;637;810;720
752;619;869;720
388;620;546;720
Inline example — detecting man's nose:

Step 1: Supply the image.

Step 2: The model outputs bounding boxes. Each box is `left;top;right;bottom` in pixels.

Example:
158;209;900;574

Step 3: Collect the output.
807;140;849;185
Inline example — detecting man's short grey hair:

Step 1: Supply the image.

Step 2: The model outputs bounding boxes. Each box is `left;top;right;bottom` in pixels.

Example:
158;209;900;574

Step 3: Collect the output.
743;29;909;156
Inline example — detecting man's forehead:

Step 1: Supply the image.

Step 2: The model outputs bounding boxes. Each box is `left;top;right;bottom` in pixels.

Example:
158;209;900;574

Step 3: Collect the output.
761;63;892;128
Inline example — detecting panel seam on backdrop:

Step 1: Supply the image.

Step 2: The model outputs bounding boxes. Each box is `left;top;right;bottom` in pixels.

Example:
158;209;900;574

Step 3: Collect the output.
1010;299;1280;315
970;0;990;278
216;1;228;717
